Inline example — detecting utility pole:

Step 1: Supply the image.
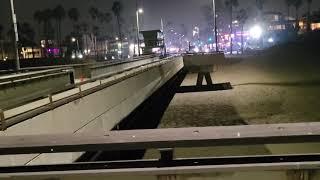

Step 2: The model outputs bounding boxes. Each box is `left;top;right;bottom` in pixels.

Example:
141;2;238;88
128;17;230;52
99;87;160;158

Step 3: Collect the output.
136;0;141;56
161;18;167;56
10;0;20;71
213;0;219;52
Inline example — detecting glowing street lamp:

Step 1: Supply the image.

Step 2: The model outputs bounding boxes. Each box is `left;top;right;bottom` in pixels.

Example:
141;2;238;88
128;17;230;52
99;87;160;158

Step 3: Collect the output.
71;37;80;53
136;8;143;56
249;25;263;39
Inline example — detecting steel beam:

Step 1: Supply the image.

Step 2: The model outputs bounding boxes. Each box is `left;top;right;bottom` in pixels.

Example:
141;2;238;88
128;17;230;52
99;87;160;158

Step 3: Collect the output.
0;122;320;155
1;154;320;176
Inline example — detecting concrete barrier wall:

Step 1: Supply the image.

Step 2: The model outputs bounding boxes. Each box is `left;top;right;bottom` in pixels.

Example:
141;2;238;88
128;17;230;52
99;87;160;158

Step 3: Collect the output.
0;56;184;166
183;53;226;67
0;70;74;110
183;54;226;73
90;57;159;79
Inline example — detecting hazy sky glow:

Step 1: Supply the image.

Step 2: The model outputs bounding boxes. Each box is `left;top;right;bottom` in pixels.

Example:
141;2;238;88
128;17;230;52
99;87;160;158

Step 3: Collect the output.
0;0;319;37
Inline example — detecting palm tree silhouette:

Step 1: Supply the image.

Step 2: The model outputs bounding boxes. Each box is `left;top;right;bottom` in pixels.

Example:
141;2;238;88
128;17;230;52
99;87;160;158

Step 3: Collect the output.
68;8;81;40
237;9;248;54
0;24;4;60
68;8;80;23
53;5;66;56
285;0;293;18
306;0;313;32
42;9;54;42
224;0;238;54
293;0;303;31
112;1;124;58
33;10;44;41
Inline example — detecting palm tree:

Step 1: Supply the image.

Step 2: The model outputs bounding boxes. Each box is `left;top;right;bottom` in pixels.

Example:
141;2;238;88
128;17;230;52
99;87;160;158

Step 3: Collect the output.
0;25;3;39
112;1;124;57
0;24;4;59
306;0;313;31
68;8;81;40
225;0;238;54
237;9;248;54
293;0;303;30
42;9;54;40
80;22;89;52
256;0;266;12
68;8;80;23
33;10;44;41
285;0;293;18
53;5;66;55
89;7;99;21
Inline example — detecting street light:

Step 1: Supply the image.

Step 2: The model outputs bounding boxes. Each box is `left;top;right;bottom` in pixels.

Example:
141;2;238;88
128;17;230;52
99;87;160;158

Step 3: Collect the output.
10;0;20;71
136;8;143;56
71;37;80;58
249;25;263;39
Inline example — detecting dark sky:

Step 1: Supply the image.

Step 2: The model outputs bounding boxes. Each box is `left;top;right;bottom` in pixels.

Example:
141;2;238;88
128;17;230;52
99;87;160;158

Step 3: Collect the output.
1;0;320;38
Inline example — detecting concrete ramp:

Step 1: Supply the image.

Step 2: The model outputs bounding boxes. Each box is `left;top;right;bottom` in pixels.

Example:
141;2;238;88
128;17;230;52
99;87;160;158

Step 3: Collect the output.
0;56;184;166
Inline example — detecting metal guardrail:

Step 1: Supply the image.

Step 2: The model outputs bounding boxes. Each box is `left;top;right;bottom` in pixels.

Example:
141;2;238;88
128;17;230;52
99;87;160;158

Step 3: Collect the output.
0;68;74;85
0;122;318;155
0;69;76;112
0;122;319;175
0;55;157;76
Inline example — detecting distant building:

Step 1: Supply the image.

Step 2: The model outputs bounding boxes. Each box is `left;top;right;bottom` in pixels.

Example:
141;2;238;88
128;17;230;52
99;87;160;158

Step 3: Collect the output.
263;11;295;31
140;30;165;55
21;47;42;59
106;40;129;60
298;15;320;32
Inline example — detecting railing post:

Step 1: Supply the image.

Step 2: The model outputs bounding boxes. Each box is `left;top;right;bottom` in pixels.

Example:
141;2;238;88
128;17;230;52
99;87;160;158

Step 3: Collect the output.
78;86;83;97
0;109;6;131
48;94;53;110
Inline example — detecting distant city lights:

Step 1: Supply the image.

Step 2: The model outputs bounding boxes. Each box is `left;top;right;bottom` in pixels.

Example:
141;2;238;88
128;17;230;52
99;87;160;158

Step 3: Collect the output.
268;37;274;43
77;53;83;59
249;25;263;39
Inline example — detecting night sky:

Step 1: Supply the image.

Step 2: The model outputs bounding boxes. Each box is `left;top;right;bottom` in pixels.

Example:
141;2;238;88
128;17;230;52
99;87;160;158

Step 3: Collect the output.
1;0;320;38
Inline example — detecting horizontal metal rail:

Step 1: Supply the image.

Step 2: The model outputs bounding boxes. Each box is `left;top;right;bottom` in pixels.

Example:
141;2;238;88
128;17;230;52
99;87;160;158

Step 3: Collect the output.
0;68;73;84
0;122;319;155
0;55;156;74
1;154;320;175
